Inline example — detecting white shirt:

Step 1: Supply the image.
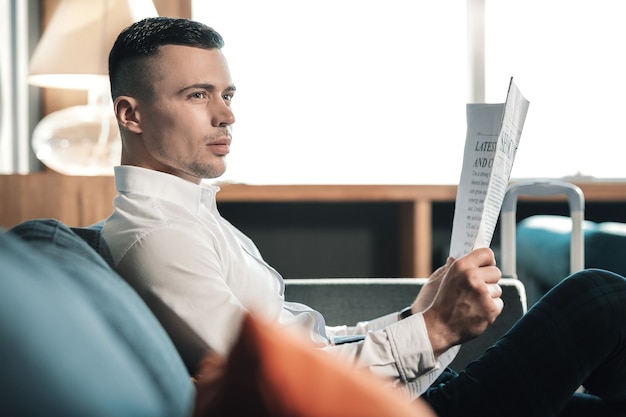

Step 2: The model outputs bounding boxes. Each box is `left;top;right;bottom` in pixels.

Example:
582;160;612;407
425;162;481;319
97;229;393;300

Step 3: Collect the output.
103;166;458;397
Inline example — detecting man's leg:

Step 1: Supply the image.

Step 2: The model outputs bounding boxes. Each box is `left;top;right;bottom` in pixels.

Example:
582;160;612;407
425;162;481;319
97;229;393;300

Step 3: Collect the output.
423;269;626;417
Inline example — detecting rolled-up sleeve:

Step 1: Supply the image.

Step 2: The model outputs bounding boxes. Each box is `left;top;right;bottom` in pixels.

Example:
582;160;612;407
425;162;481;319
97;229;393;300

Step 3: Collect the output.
323;312;459;397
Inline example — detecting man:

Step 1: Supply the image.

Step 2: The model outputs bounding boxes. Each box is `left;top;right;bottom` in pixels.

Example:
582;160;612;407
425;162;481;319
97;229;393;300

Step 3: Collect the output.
103;17;626;416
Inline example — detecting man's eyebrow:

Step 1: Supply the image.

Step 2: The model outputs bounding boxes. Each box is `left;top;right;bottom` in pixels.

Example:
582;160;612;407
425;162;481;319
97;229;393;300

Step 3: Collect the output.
179;84;237;94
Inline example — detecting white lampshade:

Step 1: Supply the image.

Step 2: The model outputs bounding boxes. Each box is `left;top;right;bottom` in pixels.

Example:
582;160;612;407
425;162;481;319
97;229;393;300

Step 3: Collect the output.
29;0;158;90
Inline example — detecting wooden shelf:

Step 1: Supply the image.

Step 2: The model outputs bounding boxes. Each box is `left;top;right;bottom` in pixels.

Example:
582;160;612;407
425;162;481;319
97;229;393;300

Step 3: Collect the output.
3;173;626;277
214;183;458;202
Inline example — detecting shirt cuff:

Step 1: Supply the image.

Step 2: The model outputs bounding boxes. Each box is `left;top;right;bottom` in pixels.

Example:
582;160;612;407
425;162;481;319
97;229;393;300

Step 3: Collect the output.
385;312;438;381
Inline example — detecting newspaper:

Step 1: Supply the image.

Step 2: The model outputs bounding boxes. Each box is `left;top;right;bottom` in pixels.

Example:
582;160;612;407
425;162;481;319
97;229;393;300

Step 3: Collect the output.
449;78;530;259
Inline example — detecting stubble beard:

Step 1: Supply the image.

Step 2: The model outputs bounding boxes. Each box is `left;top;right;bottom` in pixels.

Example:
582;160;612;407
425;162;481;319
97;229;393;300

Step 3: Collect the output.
188;158;227;180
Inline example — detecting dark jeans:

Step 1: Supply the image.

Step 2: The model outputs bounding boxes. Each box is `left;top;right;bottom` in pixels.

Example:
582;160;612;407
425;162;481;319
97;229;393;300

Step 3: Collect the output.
422;269;626;417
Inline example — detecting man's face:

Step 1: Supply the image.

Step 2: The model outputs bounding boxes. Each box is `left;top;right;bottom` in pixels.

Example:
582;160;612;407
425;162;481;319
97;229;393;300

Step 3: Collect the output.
133;45;236;183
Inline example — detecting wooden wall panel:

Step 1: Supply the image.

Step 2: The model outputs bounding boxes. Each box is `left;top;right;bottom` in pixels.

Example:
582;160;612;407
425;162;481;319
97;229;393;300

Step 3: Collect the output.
0;173;116;228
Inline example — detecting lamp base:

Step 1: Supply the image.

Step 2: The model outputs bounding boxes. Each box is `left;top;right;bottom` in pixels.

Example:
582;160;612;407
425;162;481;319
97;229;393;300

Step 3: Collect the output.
32;104;120;176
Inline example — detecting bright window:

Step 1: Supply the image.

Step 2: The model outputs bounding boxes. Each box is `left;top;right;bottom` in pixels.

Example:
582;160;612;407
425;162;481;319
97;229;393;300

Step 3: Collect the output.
193;1;468;184
0;0;33;174
486;0;626;181
194;1;626;184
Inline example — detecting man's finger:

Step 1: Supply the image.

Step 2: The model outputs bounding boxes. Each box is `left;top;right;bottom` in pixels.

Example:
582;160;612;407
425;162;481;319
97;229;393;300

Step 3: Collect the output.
487;283;502;298
493;296;504;315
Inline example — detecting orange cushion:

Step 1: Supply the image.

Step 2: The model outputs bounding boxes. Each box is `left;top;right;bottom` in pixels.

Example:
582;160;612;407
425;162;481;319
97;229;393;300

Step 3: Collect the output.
193;314;436;417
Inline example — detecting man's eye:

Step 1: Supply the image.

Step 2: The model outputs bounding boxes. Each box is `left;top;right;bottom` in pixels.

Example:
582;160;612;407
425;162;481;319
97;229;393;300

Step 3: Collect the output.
191;92;207;99
223;93;233;101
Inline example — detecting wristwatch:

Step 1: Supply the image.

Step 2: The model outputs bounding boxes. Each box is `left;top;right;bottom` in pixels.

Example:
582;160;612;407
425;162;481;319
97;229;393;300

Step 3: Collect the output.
399;306;413;320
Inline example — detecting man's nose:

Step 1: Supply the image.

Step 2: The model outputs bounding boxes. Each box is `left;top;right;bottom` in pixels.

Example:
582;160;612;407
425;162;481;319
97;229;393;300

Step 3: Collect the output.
212;101;235;127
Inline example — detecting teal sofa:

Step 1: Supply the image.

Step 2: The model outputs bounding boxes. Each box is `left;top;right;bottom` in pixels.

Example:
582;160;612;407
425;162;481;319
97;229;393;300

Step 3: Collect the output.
1;219;194;417
517;214;626;305
1;218;527;416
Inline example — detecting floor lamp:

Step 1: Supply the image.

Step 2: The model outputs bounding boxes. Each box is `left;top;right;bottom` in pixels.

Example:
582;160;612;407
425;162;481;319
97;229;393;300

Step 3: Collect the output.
28;0;158;175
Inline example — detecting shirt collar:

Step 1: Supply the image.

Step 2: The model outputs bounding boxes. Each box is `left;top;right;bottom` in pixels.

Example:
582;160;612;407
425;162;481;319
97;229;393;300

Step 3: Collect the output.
113;165;221;211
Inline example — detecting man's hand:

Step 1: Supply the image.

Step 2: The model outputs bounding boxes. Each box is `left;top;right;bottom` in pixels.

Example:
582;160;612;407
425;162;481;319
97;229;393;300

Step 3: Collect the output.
421;248;503;357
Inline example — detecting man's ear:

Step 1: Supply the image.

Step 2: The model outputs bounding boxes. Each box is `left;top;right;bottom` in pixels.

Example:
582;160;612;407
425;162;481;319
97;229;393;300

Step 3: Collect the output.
114;96;142;134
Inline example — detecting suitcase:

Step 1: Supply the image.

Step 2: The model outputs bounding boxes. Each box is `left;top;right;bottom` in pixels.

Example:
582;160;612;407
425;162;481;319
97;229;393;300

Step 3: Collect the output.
500;179;585;280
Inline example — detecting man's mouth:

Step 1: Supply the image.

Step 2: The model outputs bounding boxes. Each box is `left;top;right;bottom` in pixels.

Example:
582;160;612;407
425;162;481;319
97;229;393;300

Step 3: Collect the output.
207;138;231;156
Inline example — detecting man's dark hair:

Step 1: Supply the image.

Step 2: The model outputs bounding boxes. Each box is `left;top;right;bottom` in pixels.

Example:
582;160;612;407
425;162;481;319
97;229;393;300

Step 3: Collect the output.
108;17;224;100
